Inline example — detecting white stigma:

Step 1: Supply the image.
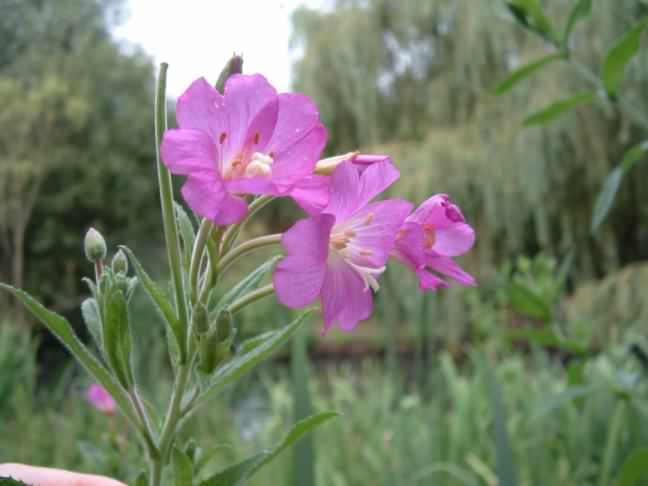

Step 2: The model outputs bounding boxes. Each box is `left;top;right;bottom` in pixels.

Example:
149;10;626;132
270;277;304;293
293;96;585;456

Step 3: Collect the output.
244;152;274;177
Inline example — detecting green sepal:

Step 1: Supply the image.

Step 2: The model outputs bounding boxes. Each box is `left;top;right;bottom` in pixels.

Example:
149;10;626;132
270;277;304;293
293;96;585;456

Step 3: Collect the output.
81;297;103;349
102;285;133;388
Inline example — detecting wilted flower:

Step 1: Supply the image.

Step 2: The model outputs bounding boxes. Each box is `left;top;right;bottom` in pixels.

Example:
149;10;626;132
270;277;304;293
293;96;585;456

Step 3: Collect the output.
393;194;476;290
86;384;117;415
273;159;412;333
161;75;327;224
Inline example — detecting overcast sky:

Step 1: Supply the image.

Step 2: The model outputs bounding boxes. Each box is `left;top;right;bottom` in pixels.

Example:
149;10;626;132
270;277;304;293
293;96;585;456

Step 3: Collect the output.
113;0;324;97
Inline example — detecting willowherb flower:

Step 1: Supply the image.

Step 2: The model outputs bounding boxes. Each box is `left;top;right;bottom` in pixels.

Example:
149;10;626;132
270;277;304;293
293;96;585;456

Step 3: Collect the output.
161;75;327;224
392;194;476;290
86;384;117;415
273;159;412;333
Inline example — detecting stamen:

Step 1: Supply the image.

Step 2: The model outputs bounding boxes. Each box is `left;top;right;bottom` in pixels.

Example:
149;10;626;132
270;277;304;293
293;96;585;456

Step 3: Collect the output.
253;132;260;144
359;249;373;256
364;212;374;225
219;132;227;144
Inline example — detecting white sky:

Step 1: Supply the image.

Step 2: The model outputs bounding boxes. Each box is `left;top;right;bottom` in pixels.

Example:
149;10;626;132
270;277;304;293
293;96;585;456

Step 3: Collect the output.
113;0;324;97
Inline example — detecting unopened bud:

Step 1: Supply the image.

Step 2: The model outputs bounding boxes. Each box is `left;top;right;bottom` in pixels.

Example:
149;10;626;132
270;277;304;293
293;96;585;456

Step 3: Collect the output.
111;249;129;275
193;304;209;335
198;312;235;374
215;54;243;93
84;228;107;263
314;152;358;176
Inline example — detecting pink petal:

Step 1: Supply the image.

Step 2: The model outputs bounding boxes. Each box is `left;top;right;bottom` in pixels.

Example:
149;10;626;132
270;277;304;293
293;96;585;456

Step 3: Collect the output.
324;160;400;221
274;255;327;308
176;78;226;140
409;194;465;229
160;129;217;176
289;175;331;215
427;256;477;287
225;177;275;195
320;256;373;333
270;123;328;192
416;269;450;291
281;213;335;258
274;214;334;308
393;221;426;269
433;223;475;257
346;199;413;267
181;175;248;225
222;74;278;161
266;93;323;154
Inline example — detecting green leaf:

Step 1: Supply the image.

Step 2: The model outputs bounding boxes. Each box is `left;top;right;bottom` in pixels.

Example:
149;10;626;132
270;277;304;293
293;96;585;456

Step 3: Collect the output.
506;0;555;41
133;472;148;486
616;448;648;486
562;0;592;47
102;287;132;387
493;53;564;95
487;368;518;486
120;245;186;362
621;140;648;171
508;283;551;321
0;478;33;486
0;283;138;426
209;256;280;320
591;167;624;233
524;91;595;126
291;326;315;486
199;411;338;486
532;384;600;419
173;446;194;486
602;18;648;97
175;202;196;271
81;297;102;349
195;311;312;408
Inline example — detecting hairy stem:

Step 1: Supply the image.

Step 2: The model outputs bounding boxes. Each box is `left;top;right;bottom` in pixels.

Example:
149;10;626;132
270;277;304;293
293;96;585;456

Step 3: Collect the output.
217;234;282;275
228;283;275;314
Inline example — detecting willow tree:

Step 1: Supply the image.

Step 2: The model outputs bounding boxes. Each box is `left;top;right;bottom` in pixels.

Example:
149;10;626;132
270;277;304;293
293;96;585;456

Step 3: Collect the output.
291;0;648;282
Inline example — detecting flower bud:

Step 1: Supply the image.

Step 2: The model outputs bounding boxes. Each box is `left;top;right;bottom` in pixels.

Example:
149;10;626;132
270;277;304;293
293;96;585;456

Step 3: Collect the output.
84;227;107;263
111;249;129;275
314;151;358;175
198;312;234;374
192;304;209;335
215;53;243;93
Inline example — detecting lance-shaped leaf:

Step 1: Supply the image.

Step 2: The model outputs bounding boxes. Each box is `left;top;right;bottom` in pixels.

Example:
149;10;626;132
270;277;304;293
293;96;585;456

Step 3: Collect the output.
209;256;280;321
524;91;595;126
120;245;186;362
617;448;648;486
562;0;591;48
506;0;555;42
102;287;133;388
493;53;564;95
0;284;138;426
175;202;196;271
591;167;624;233
199;411;338;486
81;297;102;349
193;311;312;409
173;447;194;486
590;141;648;233
602;18;648;97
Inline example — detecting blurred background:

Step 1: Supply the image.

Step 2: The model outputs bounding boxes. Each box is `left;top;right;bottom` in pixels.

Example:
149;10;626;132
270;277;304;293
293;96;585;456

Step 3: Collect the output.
1;0;648;484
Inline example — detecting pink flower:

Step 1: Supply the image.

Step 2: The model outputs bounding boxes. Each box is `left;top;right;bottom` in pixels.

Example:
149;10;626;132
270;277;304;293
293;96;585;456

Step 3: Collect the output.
393;194;476;290
86;384;117;415
273;159;412;333
161;75;327;225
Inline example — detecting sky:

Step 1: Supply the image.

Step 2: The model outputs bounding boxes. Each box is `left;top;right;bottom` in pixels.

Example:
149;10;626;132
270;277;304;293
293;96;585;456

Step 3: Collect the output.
113;0;324;97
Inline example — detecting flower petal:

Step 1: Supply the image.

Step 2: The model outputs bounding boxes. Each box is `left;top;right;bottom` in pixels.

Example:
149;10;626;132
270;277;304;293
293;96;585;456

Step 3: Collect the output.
433;223;475;257
180;175;248;225
408;193;465;229
320;255;373;333
161;129;217;176
427;256;477;287
176;78;226;139
393;221;426;270
270;123;327;192
289;175;331;215
416;268;450;291
274;214;334;308
222;74;278;161
324;160;400;221
266;93;322;153
345;199;413;267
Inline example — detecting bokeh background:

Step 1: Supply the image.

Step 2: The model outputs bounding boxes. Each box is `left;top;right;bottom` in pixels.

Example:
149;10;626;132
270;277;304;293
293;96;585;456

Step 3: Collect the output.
2;1;648;485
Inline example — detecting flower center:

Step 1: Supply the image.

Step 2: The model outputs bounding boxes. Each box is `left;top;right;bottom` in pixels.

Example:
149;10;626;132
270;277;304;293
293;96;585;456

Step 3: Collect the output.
329;224;383;292
423;224;436;250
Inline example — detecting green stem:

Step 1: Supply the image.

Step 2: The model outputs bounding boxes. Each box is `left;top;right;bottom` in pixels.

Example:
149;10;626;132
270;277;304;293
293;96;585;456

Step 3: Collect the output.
217;234;282;275
155;62;189;363
220;195;274;253
129;388;158;456
228;283;275;314
190;219;213;304
597;400;625;486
